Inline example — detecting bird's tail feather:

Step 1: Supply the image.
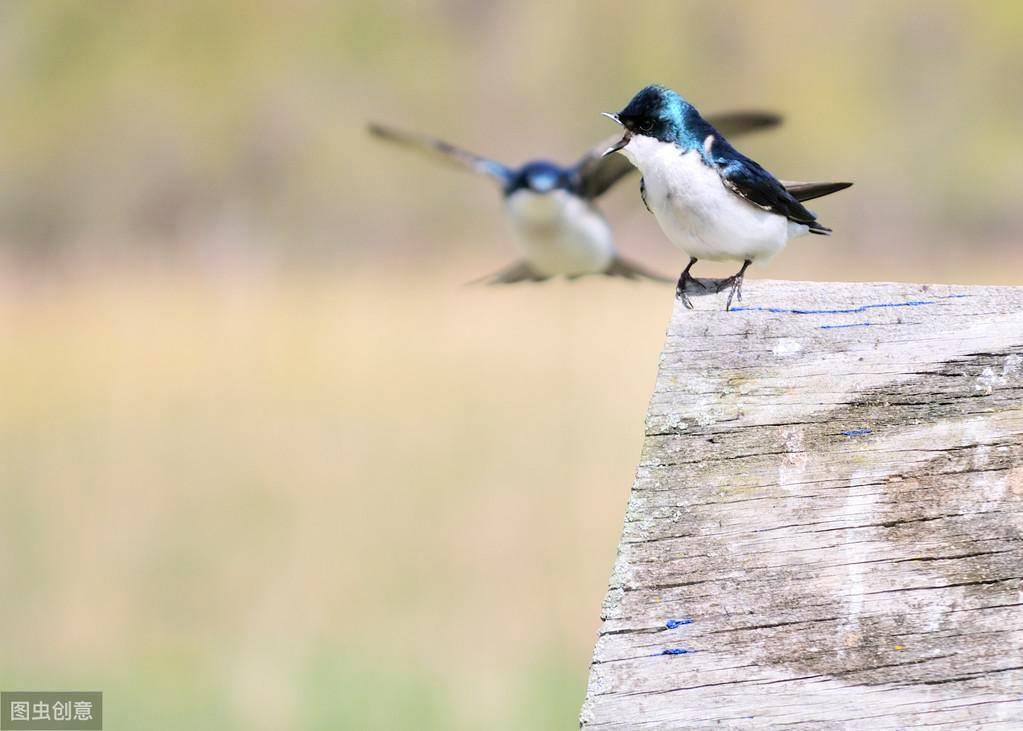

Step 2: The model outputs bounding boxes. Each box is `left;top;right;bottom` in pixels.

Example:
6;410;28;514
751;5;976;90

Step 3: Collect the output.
808;221;832;235
783;180;853;203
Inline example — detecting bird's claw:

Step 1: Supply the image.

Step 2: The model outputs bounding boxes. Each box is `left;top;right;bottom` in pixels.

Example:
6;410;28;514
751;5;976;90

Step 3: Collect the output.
675;286;695;309
725;287;741;311
723;276;745;311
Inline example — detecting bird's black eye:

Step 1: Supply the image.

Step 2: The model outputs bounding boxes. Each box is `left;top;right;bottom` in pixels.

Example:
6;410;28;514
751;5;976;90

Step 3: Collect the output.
638;119;654;133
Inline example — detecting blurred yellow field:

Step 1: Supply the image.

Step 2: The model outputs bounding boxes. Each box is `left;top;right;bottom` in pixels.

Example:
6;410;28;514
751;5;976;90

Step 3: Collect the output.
0;269;674;728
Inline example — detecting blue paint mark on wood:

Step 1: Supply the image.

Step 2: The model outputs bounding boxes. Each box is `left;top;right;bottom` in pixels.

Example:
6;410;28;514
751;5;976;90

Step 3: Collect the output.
732;294;967;316
660;648;693;656
665;618;693;629
820;322;872;329
842;428;873;436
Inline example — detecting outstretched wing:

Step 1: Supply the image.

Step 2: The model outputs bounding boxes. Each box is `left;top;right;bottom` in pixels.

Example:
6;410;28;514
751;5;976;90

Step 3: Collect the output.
572;139;635;199
469;257;671;285
469;260;548;285
603;256;672;283
368;122;512;185
574;110;782;199
707;111;783;138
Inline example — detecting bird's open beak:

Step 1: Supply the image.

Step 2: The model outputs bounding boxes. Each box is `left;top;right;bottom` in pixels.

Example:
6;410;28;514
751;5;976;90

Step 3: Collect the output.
600;113;630;157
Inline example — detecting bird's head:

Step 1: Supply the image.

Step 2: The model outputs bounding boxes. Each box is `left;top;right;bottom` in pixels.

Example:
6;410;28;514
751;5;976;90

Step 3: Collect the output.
506;161;569;196
602;85;688;156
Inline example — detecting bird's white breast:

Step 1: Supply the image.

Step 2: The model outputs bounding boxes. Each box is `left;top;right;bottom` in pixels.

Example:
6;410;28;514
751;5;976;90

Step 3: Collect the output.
504;189;616;276
622;136;807;263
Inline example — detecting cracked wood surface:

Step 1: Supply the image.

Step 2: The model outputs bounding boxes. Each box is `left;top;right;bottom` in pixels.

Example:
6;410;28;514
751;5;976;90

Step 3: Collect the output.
581;280;1023;730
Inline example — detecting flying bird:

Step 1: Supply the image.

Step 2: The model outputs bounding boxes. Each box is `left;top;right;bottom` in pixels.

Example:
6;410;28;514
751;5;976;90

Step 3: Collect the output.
603;85;852;309
368;109;782;284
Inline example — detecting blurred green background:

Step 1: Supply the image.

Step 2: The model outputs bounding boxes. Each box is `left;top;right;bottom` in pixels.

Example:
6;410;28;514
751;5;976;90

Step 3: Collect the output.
1;1;1021;729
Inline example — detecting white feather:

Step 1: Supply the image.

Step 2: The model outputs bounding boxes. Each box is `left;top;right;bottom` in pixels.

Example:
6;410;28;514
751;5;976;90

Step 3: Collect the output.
621;136;809;263
504;189;616;276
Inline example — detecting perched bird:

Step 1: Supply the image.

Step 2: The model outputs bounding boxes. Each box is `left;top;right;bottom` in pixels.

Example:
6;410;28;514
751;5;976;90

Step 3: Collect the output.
368;110;782;284
602;85;852;309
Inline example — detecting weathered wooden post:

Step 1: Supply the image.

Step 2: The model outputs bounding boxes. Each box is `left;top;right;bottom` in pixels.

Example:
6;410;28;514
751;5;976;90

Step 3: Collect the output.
581;280;1023;729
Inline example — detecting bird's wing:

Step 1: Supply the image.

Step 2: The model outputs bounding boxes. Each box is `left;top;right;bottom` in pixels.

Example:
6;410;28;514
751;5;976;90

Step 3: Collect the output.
715;150;818;225
780;180;853;203
706;111;783;138
469;260;549;284
573;110;782;200
603;256;673;283
368;122;512;185
572;138;636;199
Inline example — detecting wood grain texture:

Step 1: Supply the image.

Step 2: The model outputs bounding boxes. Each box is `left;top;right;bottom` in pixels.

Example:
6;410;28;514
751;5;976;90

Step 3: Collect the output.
581;280;1023;730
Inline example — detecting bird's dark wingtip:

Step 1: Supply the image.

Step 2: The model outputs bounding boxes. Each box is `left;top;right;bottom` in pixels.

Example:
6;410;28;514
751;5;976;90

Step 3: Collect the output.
753;112;784;127
604;257;674;283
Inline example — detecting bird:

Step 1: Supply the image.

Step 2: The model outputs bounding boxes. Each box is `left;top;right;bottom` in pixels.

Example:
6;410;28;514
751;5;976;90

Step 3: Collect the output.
602;84;852;309
368;109;783;284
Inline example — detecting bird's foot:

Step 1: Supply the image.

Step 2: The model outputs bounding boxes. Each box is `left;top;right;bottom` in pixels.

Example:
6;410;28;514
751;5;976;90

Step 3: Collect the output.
725;277;744;311
675;258;703;309
676;285;694;310
718;260;752;311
